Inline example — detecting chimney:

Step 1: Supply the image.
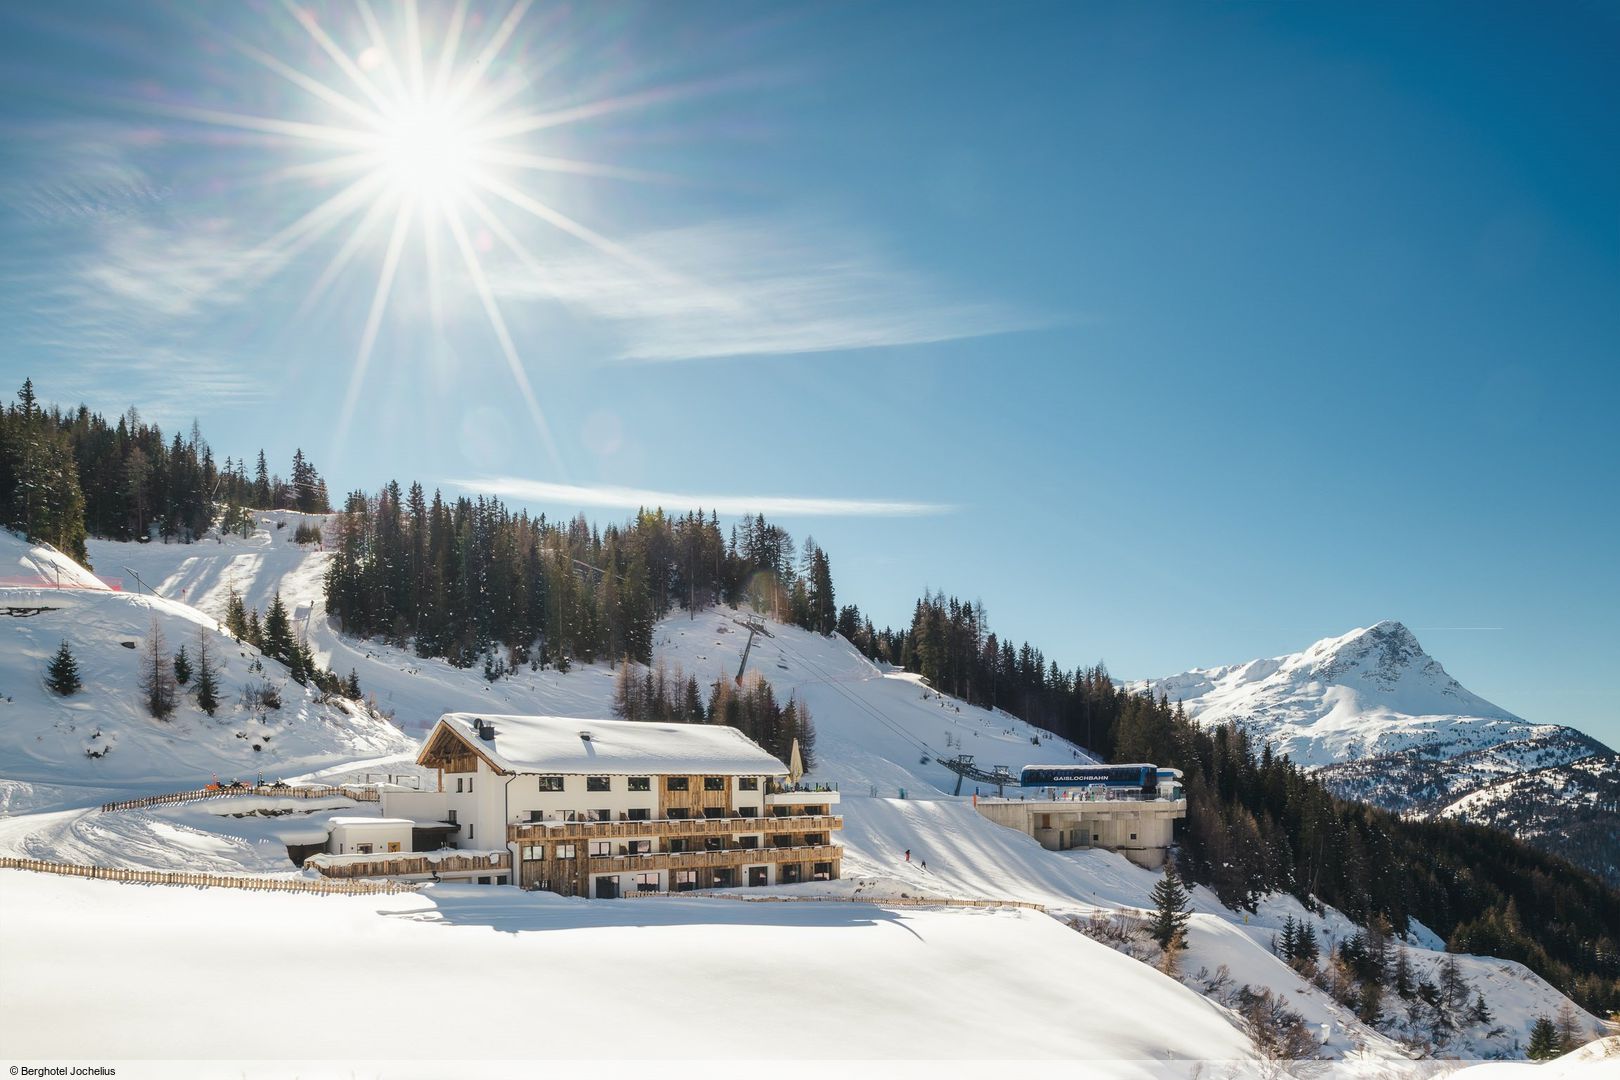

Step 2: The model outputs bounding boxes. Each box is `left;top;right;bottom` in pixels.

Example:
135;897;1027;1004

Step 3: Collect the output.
578;730;592;742
476;720;496;742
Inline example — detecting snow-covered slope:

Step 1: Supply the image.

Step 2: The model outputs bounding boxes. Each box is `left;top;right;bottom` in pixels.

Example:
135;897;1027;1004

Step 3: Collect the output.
0;529;411;813
7;529;1608;1065
97;516;1099;794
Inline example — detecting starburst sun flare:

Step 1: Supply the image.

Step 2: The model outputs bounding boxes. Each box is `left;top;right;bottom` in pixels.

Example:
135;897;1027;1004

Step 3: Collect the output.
161;0;670;469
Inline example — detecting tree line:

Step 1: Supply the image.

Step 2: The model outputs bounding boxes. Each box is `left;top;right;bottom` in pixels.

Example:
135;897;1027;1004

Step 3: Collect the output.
612;662;817;771
0;379;329;562
323;483;843;671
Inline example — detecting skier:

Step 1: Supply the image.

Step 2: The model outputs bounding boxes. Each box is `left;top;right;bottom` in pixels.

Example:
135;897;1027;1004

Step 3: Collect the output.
904;849;911;862
921;860;928;872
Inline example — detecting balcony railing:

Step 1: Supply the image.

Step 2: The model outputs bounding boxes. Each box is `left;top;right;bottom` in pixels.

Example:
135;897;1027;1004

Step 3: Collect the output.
509;814;841;842
574;843;843;875
308;851;510;880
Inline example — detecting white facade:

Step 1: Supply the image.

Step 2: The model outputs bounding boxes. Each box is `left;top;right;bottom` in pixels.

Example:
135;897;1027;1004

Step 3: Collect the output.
327;818;413;855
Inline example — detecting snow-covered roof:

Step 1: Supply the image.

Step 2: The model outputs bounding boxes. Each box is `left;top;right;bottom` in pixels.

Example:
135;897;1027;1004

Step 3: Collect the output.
327;817;414;827
431;713;788;776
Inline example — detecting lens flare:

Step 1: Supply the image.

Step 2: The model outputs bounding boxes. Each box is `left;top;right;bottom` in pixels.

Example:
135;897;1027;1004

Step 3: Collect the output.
157;0;673;470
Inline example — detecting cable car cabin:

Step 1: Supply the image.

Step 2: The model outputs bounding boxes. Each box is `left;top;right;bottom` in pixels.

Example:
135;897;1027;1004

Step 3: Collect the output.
1155;767;1184;801
1019;764;1158;798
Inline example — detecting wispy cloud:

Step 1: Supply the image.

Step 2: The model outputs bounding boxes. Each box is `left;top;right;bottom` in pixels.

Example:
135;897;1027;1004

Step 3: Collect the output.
490;216;1046;362
454;476;957;518
3;123;273;416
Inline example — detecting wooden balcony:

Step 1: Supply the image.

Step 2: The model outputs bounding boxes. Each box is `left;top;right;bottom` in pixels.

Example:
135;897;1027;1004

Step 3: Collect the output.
577;843;843;876
509;814;841;843
308;851;511;880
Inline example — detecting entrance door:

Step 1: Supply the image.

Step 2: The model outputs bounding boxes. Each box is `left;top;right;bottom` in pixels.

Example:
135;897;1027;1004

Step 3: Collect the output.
594;876;619;899
748;866;768;888
780;863;801;884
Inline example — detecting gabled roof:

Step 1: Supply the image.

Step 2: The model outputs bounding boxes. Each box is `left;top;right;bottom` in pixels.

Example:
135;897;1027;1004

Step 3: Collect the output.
423;713;789;776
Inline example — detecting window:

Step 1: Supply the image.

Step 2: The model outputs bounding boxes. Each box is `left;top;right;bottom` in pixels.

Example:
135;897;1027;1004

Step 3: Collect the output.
737;806;757;818
773;835;792;849
537;775;564;792
478;876;490;885
634;872;659;893
628;776;651;792
467;824;474;840
556;844;576;859
593;809;611;823
674;870;697;891
589;840;612;858
467;777;473;793
704;776;726;792
737;835;759;850
666;777;689;791
587;776;611;792
626;808;650;821
496;876;507;885
703;807;725;819
356;843;373;855
806;805;826;816
806;833;825;846
521;844;544;861
455;777;464;793
627;840;651;855
739;777;759;791
666;838;687;854
447;809;457;824
527;810;544;823
704;836;725;851
1129;833;1137;841
667;808;689;820
813;862;833;881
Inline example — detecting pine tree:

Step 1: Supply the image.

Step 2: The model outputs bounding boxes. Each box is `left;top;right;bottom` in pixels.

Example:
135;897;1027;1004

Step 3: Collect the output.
1527;1015;1559;1060
262;590;292;662
45;640;81;695
1468;992;1493;1027
193;628;219;716
1294;922;1320;971
245;608;262;649
172;644;191;685
344;669;362;700
1149;864;1193;951
1278;915;1299;963
224;586;248;639
138;618;177;719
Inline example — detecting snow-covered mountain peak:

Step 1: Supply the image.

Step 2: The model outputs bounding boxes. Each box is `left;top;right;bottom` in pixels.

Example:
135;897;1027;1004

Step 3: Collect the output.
1306;620;1457;693
1137;621;1530;767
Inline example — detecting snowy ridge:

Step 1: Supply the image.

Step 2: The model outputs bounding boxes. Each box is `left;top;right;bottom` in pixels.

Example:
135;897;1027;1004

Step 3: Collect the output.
1134;621;1534;767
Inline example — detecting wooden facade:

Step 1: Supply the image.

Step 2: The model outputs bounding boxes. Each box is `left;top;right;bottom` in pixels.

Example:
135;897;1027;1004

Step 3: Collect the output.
657;774;735;818
310;852;511;880
519;842;842;895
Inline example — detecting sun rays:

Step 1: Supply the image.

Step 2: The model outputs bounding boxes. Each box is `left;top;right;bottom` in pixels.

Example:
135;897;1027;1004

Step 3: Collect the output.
159;0;665;470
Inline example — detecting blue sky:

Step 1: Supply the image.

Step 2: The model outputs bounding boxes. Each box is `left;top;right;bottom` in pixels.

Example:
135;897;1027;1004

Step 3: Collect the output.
2;2;1616;742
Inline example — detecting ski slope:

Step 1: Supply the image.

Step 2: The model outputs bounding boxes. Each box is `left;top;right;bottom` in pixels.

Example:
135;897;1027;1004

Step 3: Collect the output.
0;530;411;813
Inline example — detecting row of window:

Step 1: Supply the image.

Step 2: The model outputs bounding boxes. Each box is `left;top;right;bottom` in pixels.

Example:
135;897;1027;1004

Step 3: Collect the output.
520;806;773;823
539;775;762;793
519;834;830;861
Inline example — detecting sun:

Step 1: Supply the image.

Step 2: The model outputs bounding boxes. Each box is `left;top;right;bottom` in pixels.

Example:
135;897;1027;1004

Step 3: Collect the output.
377;104;472;202
155;0;673;469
